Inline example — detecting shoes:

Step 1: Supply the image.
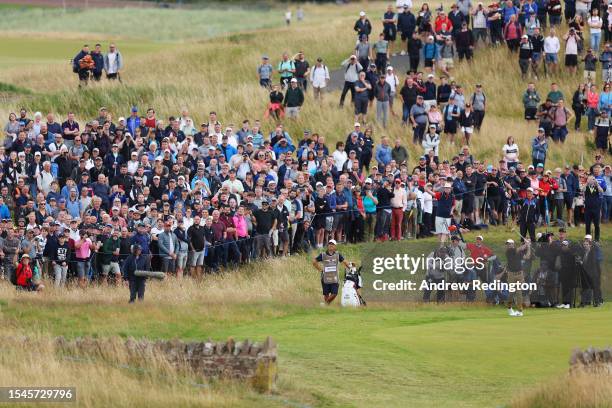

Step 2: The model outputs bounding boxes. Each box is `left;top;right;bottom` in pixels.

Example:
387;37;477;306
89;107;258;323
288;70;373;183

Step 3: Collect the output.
514;310;523;317
400;51;406;56
508;308;515;316
556;303;570;309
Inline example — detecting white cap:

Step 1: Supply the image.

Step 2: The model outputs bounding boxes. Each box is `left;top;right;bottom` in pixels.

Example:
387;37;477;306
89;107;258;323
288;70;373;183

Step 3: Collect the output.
476;235;483;241
536;232;543;240
359;11;366;16
316;181;324;187
365;178;373;183
386;66;393;70
354;122;361;127
118;117;125;122
506;239;515;244
328;239;338;245
584;234;593;240
526;187;534;193
522;34;528;39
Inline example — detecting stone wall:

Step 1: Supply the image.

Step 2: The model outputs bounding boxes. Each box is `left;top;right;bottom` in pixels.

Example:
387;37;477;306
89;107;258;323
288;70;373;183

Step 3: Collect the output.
54;336;278;392
569;347;612;375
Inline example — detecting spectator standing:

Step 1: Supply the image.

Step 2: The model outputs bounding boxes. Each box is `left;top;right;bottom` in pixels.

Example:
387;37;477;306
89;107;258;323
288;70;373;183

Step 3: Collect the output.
532;128;548;167
470;84;486;131
257;55;273;88
544;29;561;74
278;52;295;88
354;71;372;123
374;75;392;127
354;11;373;40
382;4;398;56
310;58;330;102
339;55;363;108
103;43;123;81
284;78;305;119
293;51;310;91
91;44;104;81
397;6;417;54
72;44;93;87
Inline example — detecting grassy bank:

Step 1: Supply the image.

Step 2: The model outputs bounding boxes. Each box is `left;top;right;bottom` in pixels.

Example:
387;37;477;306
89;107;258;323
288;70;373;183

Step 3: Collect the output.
1;226;611;407
0;1;596;168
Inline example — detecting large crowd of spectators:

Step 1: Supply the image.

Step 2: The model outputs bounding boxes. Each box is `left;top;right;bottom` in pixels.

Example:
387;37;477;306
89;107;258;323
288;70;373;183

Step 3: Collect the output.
0;1;609;298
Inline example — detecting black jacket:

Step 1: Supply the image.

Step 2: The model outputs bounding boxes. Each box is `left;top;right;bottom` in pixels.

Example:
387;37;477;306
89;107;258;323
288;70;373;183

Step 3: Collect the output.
122;254;149;280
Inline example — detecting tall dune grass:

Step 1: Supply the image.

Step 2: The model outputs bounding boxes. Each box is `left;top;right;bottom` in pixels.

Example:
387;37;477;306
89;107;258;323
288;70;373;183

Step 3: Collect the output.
0;329;278;408
510;372;612;408
0;2;597;168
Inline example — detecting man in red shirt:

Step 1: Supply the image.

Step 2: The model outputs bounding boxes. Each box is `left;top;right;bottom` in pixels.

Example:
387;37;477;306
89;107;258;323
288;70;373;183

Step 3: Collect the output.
466;235;494;280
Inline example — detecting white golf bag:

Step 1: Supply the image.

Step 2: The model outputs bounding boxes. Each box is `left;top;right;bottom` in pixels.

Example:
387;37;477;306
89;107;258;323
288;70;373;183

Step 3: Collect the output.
341;264;366;307
341;280;361;307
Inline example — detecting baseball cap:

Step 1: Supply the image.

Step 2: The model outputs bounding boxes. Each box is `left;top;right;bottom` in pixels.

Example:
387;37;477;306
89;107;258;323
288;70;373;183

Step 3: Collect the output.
506;239;515;244
290;78;297;83
365;178;372;184
584;234;593;240
526;187;534;193
354;122;361;127
538;127;545;132
328;239;338;245
444;182;452;188
131;106;138;112
476;235;483;241
359;11;366;16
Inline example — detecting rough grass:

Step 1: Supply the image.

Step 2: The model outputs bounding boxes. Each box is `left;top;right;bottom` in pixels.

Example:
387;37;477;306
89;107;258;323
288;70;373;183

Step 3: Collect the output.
510;372;612;408
1;226;611;407
0;1;597;168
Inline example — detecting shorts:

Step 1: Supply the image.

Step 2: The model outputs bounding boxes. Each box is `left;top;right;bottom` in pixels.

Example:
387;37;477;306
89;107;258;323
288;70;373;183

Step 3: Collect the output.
461;126;474;134
101;261;120;276
321;280;339;296
400;31;411;41
564;196;574;210
524;107;537;120
76;260;90;278
354;98;369;115
278;230;290;243
435;216;451;234
545;53;558;64
474;195;485;212
424;58;434;68
487;195;501;211
531;52;541;62
191;250;205;267
176;251;188;269
564;54;578;67
384;28;397;41
444;120;457;133
463;197;474;214
442;58;454;69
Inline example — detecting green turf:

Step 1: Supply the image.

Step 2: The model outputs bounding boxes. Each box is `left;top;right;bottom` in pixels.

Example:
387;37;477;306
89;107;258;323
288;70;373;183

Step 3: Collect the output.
0;6;285;42
3;298;610;408
0;36;166;70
